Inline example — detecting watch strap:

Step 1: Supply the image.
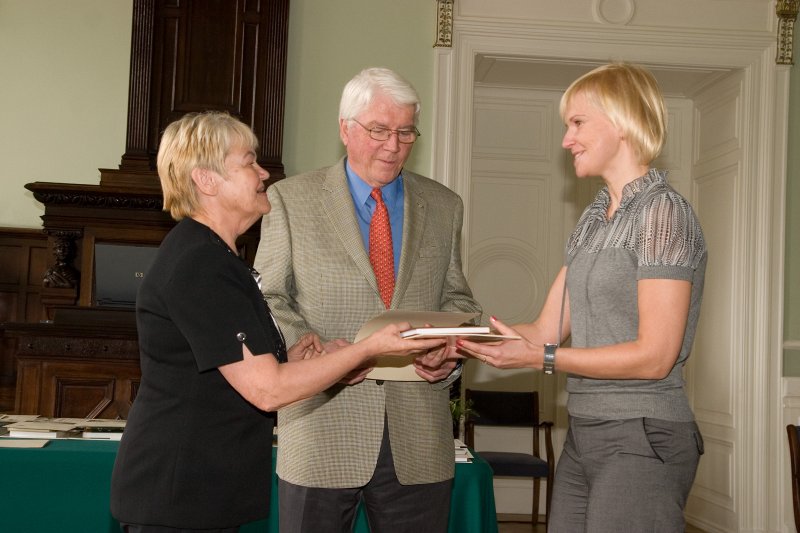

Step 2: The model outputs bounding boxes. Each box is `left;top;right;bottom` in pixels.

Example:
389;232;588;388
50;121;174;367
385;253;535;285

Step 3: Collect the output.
543;343;557;375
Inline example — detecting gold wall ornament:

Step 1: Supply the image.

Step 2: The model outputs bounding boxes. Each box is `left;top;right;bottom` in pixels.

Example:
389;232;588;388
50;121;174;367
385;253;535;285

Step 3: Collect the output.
776;0;799;64
434;0;454;48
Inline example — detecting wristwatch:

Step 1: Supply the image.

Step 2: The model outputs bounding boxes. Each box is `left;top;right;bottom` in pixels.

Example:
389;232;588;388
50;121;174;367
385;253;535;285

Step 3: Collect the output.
543;344;557;375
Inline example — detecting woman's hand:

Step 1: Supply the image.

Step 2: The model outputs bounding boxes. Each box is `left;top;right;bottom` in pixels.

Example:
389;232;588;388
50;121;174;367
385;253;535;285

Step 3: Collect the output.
365;322;447;358
287;332;324;361
456;316;541;369
321;339;375;385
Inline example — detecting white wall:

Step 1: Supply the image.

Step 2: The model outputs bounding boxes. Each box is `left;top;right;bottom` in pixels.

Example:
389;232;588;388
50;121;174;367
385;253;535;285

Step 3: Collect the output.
0;0;132;229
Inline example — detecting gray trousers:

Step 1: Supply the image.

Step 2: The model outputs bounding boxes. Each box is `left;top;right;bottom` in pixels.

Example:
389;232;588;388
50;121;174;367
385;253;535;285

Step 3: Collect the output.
548;416;703;533
278;417;452;533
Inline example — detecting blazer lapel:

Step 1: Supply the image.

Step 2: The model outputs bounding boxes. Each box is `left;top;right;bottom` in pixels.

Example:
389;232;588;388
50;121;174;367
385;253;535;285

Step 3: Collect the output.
392;174;426;307
320;159;380;295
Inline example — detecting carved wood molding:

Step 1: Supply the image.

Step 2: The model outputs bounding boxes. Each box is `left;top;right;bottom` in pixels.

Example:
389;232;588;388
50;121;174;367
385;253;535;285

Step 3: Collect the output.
17;336;139;361
27;187;163;211
25;181;173;294
434;0;454;48
777;0;799;64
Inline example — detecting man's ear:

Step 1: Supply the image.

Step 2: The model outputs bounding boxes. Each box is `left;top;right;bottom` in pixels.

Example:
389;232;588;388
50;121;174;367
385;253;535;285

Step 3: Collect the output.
339;119;349;147
191;167;217;196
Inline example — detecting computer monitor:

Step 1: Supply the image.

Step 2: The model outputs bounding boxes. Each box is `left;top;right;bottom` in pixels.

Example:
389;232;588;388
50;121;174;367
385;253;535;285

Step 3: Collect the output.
93;243;159;308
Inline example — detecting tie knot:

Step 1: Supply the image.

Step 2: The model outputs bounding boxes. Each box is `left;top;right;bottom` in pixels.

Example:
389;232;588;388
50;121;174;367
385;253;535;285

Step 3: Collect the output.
371;188;383;203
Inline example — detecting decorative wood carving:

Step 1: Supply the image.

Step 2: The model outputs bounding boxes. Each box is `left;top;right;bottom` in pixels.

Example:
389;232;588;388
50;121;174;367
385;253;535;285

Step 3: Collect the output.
42;230;80;289
104;0;290;186
435;0;454;48
24;181;260;312
777;0;799;64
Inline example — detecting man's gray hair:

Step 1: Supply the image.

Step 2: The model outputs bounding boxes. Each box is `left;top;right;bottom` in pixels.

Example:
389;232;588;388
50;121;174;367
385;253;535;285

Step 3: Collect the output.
339;67;420;123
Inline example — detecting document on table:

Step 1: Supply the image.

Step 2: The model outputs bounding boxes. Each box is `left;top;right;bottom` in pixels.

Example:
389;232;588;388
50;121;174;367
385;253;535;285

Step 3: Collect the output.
355;310;480;381
4;419;80;439
0;439;49;448
454;438;473;463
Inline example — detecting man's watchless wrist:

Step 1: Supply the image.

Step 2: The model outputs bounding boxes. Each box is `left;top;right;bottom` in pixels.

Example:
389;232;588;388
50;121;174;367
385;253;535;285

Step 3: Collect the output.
543;343;557;375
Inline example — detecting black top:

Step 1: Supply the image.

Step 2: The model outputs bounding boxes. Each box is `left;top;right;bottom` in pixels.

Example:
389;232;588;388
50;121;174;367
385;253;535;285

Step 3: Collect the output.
111;217;284;528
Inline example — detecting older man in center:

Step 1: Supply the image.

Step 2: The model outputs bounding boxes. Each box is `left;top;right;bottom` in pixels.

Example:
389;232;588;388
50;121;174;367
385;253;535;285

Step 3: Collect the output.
254;67;481;532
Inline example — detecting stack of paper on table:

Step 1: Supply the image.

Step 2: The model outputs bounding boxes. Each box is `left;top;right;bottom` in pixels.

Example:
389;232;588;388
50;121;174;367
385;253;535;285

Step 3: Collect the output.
49;417;126;440
454;438;473;463
0;416;126;440
76;419;126;440
355;310;519;381
0;414;40;436
4;419;80;439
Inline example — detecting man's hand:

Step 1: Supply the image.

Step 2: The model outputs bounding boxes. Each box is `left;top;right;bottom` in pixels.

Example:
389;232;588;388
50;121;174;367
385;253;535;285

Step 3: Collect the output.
286;332;324;361
413;344;460;383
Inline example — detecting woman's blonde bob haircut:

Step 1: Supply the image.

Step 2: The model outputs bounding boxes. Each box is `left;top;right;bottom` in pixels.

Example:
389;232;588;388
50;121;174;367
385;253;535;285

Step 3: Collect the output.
157;111;259;220
559;63;667;164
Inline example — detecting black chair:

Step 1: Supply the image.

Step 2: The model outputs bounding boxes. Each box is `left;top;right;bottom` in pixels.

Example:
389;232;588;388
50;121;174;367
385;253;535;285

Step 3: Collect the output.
787;424;800;530
464;389;554;528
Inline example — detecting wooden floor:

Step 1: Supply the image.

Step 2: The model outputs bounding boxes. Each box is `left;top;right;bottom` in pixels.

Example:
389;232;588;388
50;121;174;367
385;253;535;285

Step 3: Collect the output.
497;520;707;532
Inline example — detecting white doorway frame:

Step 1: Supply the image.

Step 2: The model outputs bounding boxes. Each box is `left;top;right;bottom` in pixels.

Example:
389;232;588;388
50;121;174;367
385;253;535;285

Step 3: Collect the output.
430;6;790;532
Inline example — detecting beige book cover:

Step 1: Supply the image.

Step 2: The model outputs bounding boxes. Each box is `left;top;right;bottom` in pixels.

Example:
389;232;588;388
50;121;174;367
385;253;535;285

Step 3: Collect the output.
355;310;480;381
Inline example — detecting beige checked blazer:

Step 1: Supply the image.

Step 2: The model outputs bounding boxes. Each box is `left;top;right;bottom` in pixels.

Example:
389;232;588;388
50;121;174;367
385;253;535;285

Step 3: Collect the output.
254;157;481;488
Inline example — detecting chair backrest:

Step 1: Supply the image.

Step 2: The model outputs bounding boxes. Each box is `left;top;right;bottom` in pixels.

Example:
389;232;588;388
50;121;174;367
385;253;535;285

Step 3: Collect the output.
787;424;800;529
465;389;539;428
464;388;554;525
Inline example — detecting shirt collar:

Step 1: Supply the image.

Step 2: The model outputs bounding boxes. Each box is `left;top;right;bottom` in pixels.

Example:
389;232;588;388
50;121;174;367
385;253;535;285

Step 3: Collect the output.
619;168;666;208
589;168;667;217
345;159;403;208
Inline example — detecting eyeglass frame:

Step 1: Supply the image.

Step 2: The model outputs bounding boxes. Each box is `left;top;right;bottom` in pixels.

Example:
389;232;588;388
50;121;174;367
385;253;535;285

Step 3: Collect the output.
349;119;421;144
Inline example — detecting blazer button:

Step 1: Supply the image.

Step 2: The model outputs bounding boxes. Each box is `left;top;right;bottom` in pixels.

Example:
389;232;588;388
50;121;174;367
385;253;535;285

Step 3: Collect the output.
376;380;384;386
236;332;247;342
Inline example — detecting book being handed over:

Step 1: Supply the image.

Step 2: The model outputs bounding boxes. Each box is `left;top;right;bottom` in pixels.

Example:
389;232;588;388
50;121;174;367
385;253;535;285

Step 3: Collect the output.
400;325;520;342
355;310;519;382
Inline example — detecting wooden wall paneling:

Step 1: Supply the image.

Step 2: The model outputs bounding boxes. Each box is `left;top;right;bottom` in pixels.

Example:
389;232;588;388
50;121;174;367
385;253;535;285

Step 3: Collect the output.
41;362;141;419
25;244;49;322
0;229;48;412
8;313;140;417
109;0;289;184
14;359;42;415
0;228;48;322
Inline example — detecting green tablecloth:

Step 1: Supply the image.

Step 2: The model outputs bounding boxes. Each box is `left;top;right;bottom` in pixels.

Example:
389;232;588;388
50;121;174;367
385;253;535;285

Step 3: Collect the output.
0;439;497;533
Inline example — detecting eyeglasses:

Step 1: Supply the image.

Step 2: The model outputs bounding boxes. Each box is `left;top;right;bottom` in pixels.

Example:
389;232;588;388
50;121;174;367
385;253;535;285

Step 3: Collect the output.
350;119;420;144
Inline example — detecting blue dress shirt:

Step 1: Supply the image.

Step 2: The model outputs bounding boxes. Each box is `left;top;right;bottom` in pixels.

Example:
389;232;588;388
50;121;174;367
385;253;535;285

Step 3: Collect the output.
345;159;404;278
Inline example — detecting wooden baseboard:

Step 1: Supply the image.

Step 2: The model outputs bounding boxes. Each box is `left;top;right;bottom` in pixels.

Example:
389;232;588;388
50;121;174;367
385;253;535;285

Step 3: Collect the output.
496;512;544;523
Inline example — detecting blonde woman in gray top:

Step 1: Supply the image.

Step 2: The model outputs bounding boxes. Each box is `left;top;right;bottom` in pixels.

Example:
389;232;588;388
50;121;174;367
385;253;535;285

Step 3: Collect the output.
458;63;707;532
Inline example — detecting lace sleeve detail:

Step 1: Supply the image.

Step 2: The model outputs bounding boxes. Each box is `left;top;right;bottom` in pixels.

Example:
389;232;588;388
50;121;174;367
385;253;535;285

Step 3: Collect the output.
636;190;706;269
